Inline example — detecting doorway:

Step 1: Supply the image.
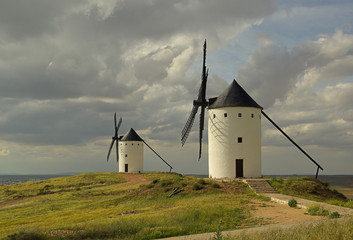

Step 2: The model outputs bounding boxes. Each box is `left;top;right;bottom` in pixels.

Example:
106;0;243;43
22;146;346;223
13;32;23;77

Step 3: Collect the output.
124;164;128;173
236;159;243;178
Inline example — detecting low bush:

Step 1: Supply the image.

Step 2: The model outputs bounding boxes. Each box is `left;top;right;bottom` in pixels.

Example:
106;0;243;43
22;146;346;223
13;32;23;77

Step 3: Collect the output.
307;204;329;216
160;179;173;187
197;179;206;185
5;231;47;240
329;211;341;219
192;183;203;191
256;195;271;202
288;199;297;208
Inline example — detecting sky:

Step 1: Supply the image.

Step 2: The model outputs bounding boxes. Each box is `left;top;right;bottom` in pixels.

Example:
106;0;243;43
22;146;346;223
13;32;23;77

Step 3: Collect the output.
0;0;353;175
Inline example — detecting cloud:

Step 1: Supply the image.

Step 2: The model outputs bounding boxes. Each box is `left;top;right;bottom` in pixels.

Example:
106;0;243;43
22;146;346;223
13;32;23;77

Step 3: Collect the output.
0;148;10;156
237;30;353;109
232;29;353;162
0;0;277;149
2;1;352;175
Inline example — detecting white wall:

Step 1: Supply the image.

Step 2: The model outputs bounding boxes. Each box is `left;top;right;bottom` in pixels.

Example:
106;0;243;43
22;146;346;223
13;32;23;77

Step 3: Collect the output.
208;107;262;178
119;141;144;173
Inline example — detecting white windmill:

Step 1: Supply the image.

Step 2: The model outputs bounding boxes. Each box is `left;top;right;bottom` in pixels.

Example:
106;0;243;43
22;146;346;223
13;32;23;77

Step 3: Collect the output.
181;41;323;179
107;113;173;173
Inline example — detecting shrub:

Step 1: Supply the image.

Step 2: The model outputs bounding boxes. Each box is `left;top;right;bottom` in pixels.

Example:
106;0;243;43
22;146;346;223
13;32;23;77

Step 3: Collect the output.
5;231;47;240
160;180;173;187
197;179;206;185
257;195;271;202
213;221;223;240
192;183;203;191
329;211;341;219
288;199;297;208
307;204;329;216
211;182;221;189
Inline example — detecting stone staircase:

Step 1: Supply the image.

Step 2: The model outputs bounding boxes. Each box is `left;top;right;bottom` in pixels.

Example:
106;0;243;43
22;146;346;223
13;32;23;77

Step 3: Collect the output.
244;179;278;194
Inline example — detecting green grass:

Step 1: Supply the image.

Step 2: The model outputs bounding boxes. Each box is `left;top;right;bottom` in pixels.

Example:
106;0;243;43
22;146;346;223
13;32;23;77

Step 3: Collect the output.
225;216;353;240
269;177;353;208
0;172;263;239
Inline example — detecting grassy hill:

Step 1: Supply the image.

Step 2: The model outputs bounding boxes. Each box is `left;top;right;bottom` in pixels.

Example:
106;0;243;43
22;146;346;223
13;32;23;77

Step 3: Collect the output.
0;172;265;239
1;173;352;240
268;176;353;208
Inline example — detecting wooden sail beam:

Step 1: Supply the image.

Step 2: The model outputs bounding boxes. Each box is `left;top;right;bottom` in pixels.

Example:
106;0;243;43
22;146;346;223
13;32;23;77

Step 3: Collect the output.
143;140;173;172
261;111;323;178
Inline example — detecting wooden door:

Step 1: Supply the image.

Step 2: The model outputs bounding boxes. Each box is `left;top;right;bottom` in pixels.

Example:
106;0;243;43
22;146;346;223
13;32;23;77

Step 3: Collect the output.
236;159;243;178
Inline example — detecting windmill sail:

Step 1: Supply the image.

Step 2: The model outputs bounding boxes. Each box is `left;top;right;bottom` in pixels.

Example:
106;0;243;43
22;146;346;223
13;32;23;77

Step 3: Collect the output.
107;113;122;163
181;105;198;146
181;40;209;160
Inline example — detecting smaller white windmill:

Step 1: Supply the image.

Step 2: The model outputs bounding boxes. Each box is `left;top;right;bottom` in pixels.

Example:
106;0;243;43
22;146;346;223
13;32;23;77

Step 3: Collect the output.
107;113;173;173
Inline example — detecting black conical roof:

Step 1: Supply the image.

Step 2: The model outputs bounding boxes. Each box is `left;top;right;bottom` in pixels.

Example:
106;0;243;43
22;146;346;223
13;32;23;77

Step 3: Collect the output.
208;80;262;109
121;128;143;141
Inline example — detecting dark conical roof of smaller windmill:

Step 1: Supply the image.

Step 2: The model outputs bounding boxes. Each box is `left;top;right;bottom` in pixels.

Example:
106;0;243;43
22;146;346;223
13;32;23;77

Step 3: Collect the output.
121;128;143;141
208;80;262;109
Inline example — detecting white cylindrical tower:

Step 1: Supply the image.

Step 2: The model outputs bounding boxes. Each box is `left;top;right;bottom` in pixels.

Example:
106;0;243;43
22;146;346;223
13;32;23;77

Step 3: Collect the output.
119;128;144;173
208;80;262;178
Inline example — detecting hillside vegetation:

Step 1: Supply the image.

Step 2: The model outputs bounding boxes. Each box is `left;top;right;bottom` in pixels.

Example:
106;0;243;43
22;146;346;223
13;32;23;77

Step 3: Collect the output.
1;173;351;240
0;172;264;239
226;217;353;240
269;177;353;208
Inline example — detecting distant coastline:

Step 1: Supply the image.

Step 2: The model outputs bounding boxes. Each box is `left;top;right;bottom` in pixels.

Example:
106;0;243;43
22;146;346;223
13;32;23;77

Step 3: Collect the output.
0;174;73;186
1;173;352;186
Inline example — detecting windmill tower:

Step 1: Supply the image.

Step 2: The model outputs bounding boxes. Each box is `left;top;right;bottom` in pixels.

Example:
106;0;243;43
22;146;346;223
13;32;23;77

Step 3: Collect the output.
119;128;144;173
181;40;323;179
208;80;262;178
107;113;173;173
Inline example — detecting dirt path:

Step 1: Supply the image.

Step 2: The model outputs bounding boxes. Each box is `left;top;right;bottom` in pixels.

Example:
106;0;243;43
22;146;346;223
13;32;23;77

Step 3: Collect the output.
120;173;151;185
161;193;353;240
265;193;353;216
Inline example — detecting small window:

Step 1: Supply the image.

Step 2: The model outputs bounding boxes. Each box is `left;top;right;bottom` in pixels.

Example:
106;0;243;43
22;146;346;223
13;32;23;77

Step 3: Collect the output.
224;113;227;118
251;113;254;118
213;114;216;118
137;143;139;146
125;154;128;157
132;143;134;146
238;113;242;118
125;143;127;146
237;137;243;143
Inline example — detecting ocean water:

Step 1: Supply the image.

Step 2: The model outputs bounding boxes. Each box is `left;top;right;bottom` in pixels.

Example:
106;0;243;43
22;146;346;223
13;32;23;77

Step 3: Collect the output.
0;174;70;186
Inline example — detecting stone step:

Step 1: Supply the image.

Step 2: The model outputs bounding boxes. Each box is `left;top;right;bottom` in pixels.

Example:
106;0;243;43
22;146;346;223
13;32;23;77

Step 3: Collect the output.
244;179;278;194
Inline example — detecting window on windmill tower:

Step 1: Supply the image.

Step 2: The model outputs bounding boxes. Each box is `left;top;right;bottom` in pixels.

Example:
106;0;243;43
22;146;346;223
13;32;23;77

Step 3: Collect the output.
237;137;243;143
251;113;254;118
238;113;242;117
125;154;128;157
213;114;216;118
224;113;227;117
